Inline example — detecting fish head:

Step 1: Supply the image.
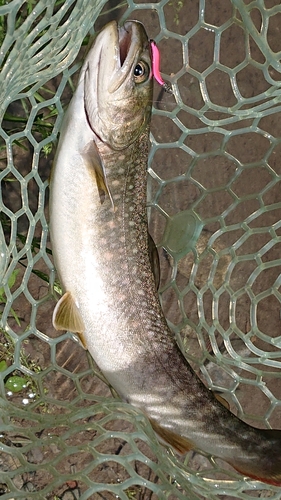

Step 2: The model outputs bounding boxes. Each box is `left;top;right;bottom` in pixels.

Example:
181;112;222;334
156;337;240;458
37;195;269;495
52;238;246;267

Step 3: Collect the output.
83;20;153;150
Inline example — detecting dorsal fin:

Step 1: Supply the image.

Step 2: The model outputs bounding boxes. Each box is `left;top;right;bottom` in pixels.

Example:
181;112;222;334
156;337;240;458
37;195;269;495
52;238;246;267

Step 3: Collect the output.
52;292;87;349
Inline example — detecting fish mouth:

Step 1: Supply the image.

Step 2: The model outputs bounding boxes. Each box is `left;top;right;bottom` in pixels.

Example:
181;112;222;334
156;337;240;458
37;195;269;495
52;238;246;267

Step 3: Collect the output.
105;20;148;93
85;20;149;96
118;23;132;67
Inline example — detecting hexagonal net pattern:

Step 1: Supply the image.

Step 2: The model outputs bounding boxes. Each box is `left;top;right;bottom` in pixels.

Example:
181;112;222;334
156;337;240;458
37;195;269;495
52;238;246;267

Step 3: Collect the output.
0;0;281;498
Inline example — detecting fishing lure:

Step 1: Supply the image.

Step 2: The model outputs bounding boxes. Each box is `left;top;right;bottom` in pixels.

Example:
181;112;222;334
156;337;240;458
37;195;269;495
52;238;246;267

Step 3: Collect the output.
150;40;173;94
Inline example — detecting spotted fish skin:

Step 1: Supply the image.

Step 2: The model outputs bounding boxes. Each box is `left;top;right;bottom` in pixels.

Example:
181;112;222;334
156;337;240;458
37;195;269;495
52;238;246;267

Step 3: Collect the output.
49;20;281;487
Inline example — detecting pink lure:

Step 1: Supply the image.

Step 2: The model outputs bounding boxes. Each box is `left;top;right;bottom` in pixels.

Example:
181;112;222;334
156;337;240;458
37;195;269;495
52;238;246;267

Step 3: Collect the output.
150;40;173;94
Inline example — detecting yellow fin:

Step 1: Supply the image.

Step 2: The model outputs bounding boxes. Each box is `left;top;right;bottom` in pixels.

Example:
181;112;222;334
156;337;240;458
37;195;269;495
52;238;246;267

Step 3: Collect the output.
148;232;160;290
73;331;88;350
149;419;194;454
82;141;115;210
214;392;230;410
52;292;86;348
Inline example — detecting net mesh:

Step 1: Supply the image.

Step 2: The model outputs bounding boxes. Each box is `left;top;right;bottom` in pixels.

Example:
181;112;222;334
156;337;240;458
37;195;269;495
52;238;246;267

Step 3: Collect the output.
1;0;281;498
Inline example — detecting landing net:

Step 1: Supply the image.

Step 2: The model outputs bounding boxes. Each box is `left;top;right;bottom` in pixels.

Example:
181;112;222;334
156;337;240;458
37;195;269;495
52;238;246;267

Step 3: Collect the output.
1;1;281;498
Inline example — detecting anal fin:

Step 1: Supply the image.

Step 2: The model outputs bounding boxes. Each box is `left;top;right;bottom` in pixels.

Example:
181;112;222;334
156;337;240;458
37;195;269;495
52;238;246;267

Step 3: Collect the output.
52;292;87;349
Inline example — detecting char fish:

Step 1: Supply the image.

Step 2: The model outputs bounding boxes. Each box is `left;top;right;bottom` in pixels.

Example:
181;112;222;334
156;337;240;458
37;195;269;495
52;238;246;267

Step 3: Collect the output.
49;20;281;486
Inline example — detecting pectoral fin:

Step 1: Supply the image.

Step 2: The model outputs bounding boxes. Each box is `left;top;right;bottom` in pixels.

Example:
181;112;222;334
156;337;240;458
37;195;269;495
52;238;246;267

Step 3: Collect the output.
149;418;194;454
82;141;115;210
52;292;87;349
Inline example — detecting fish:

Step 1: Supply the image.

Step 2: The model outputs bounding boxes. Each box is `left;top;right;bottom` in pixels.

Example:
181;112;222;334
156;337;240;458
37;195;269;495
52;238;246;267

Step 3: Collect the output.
49;20;281;487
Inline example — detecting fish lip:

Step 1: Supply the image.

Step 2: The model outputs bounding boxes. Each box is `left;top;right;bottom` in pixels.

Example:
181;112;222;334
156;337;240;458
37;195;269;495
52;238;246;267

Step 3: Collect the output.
100;20;134;71
117;21;142;69
89;20;148;94
118;23;132;67
107;20;146;93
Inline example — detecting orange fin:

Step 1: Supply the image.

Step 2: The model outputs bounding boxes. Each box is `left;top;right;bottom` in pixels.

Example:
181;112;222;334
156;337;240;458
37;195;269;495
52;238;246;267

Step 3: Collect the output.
231;462;281;487
73;331;87;350
149;419;194;454
52;292;87;349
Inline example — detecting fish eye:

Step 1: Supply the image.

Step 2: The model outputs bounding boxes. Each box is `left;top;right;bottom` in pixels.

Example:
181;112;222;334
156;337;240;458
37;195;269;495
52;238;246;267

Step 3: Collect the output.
133;61;149;83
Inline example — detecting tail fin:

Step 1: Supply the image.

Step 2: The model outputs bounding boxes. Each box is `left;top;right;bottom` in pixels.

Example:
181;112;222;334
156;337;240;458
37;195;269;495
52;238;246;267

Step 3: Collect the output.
152;420;281;486
230;429;281;486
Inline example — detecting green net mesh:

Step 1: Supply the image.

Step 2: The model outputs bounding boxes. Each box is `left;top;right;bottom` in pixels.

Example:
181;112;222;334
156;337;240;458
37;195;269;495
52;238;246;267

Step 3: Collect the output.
1;0;281;498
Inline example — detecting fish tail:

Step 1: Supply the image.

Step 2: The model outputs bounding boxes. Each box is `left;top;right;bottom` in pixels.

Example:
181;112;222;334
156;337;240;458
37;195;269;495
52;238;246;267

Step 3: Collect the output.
152;418;281;486
229;429;281;486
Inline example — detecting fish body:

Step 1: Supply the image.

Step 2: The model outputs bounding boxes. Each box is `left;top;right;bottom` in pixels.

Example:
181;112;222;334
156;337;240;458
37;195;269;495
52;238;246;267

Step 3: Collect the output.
49;20;281;486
